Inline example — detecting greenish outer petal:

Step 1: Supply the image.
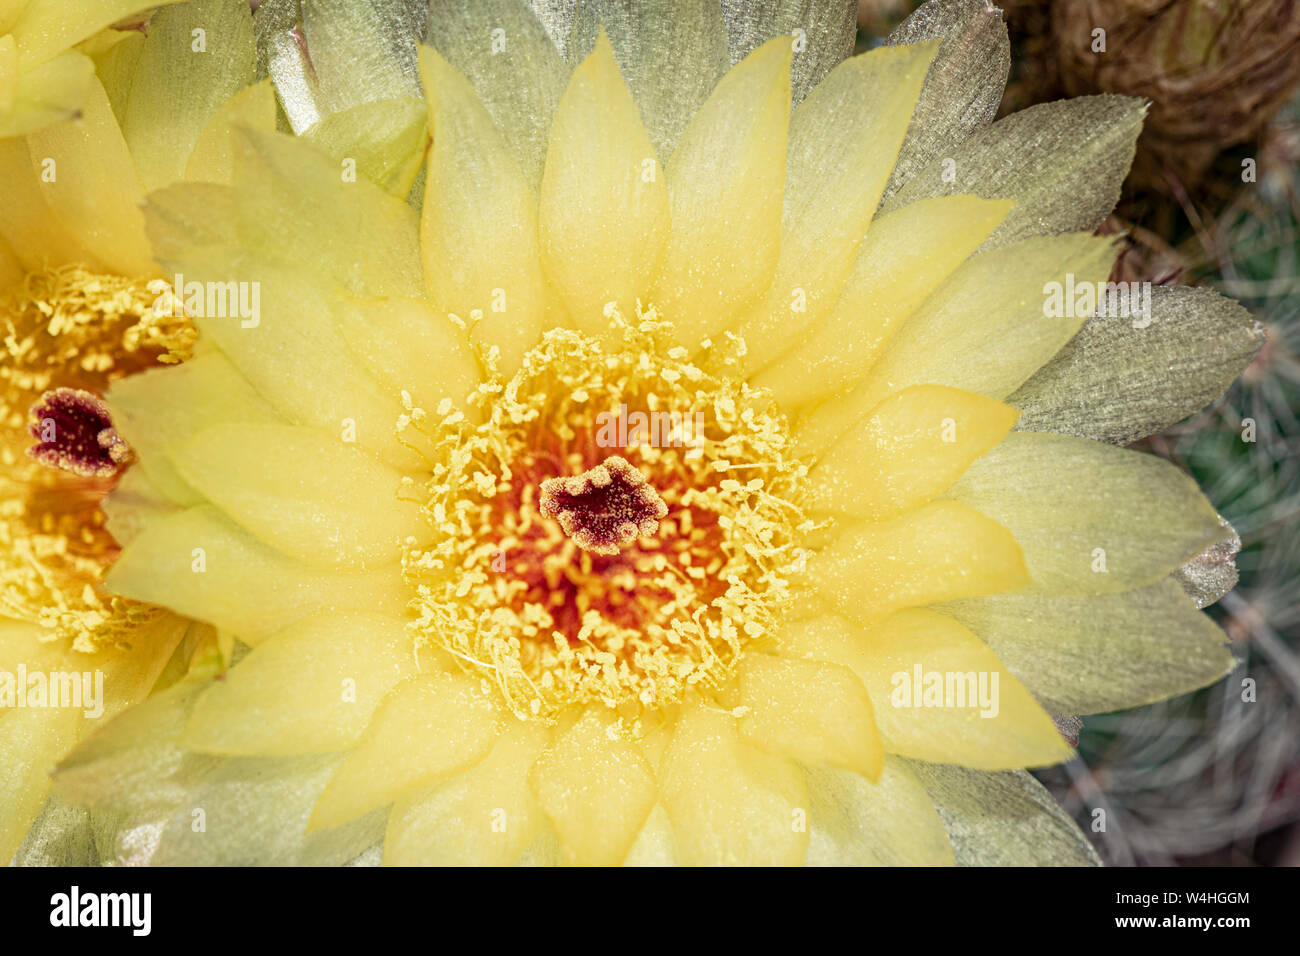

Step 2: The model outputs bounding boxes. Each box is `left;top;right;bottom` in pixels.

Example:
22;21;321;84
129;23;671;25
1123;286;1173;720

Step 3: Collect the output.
880;0;1009;203
253;0;323;132
119;0;255;190
1009;285;1266;446
804;759;955;866
565;0;729;161
883;94;1146;250
905;762;1102;866
11;798;99;866
147;753;385;866
425;0;571;189
719;0;856;106
53;680;207;817
1174;518;1242;609
936;578;1238;716
300;0;426;114
526;0;581;61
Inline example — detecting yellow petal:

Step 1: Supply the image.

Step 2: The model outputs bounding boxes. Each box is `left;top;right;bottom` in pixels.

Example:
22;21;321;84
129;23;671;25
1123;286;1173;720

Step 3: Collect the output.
8;0;180;68
24;74;153;276
754;195;1011;410
106;505;410;643
183;613;415;756
739;653;883;779
0;621;82;861
107;352;279;507
0;132;96;270
855;610;1071;769
622;804;679;866
384;719;549;866
941;578;1237;716
153;250;421;471
0;48;93;137
774;612;1069;769
539;31;670;336
302;96;428;197
311;672;503;830
734;42;937;374
650;37;791;347
797;232;1117;456
184;79;277;185
170;423;428;569
808;501;1029;627
333;294;482;422
230;126;423;298
660;701;808;866
418;45;548;376
529;707;657;865
422;0;569;188
806;385;1019;520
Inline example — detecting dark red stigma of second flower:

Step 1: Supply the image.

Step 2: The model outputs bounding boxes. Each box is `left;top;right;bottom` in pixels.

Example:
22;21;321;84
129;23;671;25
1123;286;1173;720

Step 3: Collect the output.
27;387;131;479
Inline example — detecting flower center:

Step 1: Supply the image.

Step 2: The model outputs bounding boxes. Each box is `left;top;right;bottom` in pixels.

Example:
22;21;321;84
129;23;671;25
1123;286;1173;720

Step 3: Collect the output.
401;309;813;723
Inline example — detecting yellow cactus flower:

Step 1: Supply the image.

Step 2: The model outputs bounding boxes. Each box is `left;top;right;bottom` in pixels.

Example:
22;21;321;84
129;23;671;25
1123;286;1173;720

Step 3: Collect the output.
37;0;1264;866
0;0;265;861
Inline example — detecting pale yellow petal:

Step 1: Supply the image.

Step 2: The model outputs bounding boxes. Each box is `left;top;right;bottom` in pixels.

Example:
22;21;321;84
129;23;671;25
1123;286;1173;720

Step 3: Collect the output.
539;31;670;336
650;37;790;347
24;74;152;276
738;653;883;779
940;578;1237;715
660;702;808;866
734;41;937;374
943;432;1231;594
106;505;410;643
418;45;548;376
383;719;549;866
754;195;1011;410
529;706;657;865
118;0;255;190
852;610;1071;769
333;294;483;421
804;757;954;866
107;352;279;507
169;423;428;569
311;672;502;830
806;385;1018;520
797;232;1117;457
183;613;415;757
808;501;1029;628
9;0;180;68
183;79;277;185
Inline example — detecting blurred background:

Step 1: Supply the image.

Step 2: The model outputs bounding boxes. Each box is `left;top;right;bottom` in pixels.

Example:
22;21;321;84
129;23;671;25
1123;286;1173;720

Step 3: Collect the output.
861;0;1300;866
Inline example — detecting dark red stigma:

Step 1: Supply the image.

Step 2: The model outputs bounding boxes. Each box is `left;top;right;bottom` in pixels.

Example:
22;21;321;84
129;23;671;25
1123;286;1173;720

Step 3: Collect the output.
539;455;668;556
27;387;131;479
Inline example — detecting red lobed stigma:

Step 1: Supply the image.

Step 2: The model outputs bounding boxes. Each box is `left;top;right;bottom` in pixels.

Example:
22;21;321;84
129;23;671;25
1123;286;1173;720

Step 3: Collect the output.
538;455;669;556
27;387;131;479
